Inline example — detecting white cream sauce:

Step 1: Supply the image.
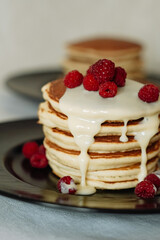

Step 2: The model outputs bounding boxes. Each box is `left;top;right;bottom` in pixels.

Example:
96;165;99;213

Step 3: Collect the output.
134;114;159;181
59;79;160;195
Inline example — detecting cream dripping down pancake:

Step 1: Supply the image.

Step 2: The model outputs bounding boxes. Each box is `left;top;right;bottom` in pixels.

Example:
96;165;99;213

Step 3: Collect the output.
63;37;144;80
38;78;160;194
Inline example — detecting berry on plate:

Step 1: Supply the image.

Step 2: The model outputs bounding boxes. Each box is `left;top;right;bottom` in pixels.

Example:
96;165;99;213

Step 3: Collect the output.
22;141;39;159
64;70;83;88
135;180;157;199
138;84;159;103
38;144;46;155
57;176;77;194
30;153;48;168
145;173;160;189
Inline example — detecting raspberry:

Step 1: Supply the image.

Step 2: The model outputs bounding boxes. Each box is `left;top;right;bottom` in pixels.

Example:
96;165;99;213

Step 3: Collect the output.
113;67;127;87
83;74;99;91
57;176;77;194
87;59;115;84
38;144;46;155
30;153;48;168
64;70;83;88
22;141;39;159
135;180;157;199
99;82;117;98
138;84;159;103
145;173;160;189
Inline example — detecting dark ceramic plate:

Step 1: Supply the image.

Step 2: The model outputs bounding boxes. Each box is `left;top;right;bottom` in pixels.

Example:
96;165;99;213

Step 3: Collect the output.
6;70;160;101
0;119;160;213
6;69;63;100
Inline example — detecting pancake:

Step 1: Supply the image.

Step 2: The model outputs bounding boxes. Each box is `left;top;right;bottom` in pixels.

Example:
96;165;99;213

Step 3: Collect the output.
66;38;142;60
62;37;144;80
38;78;160;193
63;57;143;76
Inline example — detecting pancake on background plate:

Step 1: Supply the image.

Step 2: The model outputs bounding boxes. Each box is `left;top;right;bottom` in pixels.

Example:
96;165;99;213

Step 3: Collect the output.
63;37;144;81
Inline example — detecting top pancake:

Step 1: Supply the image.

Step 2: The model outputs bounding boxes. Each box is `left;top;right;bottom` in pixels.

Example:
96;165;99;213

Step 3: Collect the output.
47;78;145;103
43;79;160;120
48;79;66;103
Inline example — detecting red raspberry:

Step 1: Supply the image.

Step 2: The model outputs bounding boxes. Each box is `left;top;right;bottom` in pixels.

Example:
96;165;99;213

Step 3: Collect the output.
38;144;46;155
145;173;160;189
57;176;77;194
87;59;115;84
135;180;157;199
138;84;159;103
99;82;117;98
22;141;39;159
83;74;99;91
30;153;48;168
113;67;127;87
64;70;83;88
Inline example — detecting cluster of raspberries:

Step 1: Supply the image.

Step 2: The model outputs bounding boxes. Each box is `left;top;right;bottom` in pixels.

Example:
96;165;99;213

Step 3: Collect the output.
135;172;160;199
64;58;159;102
22;141;48;168
64;59;126;98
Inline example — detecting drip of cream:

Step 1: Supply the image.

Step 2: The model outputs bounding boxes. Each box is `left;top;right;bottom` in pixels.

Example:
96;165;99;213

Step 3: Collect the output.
66;115;105;194
134;114;160;181
59;80;160;194
120;119;128;142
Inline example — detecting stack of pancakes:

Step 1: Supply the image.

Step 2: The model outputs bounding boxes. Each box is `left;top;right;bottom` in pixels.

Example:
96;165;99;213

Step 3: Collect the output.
62;37;144;80
38;79;160;190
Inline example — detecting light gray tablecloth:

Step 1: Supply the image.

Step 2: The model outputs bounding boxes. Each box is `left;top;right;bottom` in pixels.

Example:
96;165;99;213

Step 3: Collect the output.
1;194;160;240
0;81;160;240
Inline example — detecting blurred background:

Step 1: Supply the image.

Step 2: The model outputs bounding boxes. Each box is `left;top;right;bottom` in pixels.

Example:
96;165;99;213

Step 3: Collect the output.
0;0;160;86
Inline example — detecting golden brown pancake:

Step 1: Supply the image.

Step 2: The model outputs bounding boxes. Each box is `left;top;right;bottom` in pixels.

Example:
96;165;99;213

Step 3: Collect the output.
62;37;144;80
67;37;142;58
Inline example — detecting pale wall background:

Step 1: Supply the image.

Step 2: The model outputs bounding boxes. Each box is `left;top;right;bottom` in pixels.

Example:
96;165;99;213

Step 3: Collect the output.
0;0;160;84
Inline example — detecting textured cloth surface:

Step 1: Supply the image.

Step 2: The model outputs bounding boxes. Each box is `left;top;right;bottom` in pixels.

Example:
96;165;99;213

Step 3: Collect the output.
0;194;160;240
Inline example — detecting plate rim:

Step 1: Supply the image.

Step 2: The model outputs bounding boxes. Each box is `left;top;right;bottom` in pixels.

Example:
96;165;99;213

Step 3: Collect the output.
0;118;160;214
6;68;63;100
